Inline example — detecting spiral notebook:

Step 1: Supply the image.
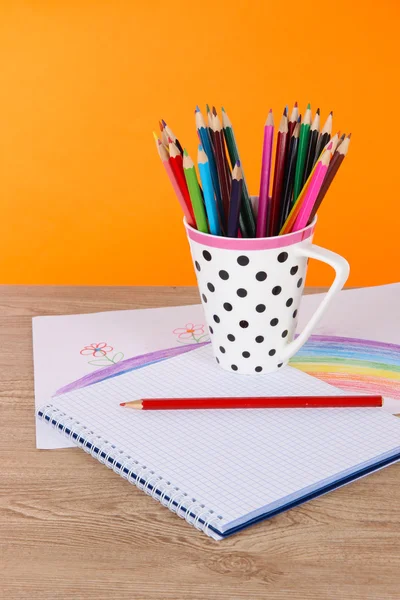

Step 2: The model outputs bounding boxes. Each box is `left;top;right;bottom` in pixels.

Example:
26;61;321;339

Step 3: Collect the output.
37;345;400;540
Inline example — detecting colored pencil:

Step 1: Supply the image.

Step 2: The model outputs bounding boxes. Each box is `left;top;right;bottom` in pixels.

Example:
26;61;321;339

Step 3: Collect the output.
154;134;195;226
256;110;274;237
308;134;351;223
211;109;231;223
159;121;169;148
120;395;383;410
313;111;333;166
292;150;331;231
293;103;312;201
279;120;300;230
288;101;299;139
195;107;224;224
168;139;195;223
302;108;320;185
227;162;243;237
268;109;289;236
183;150;208;233
162;119;183;155
197;145;221;235
221;107;256;238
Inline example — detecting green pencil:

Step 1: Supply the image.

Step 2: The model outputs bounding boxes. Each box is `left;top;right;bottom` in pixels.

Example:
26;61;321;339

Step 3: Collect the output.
183;150;209;233
293;103;312;201
221;107;256;237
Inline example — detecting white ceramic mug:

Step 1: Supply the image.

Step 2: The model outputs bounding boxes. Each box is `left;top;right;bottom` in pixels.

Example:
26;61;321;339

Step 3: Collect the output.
185;216;349;374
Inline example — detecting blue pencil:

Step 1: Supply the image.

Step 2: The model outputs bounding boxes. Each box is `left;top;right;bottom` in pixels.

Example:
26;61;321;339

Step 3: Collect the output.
197;145;221;236
195;107;224;222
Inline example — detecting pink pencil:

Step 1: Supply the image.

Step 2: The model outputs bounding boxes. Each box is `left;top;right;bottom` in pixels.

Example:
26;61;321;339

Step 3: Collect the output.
256;110;274;237
154;134;196;226
292;151;331;231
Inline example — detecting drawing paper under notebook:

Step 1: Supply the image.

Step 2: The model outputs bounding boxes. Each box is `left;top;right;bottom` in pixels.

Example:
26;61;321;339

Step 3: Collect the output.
37;345;400;539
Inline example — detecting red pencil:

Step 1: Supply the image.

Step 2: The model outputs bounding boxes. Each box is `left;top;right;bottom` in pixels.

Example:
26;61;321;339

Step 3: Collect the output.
168;139;193;216
120;395;383;410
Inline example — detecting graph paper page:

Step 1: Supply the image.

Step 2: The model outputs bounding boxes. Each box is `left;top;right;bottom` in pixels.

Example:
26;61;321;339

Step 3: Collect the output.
43;345;400;530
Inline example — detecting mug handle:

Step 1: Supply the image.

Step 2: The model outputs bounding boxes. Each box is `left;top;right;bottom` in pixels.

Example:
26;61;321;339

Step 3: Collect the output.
279;244;350;363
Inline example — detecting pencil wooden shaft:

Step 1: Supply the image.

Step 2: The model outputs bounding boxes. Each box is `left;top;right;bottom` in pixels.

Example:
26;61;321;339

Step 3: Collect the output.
214;130;231;222
184;159;209;233
123;395;383;410
303;129;319;185
293;123;311;201
313;132;330;166
308;153;345;223
279;135;299;230
198;126;224;225
223;126;256;237
227;177;243;237
268;130;289;236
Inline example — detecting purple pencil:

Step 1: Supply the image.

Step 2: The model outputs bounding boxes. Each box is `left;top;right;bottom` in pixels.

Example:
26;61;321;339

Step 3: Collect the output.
256;110;274;237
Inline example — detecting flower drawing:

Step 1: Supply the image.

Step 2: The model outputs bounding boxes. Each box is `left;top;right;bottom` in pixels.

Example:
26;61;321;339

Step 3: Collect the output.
173;323;209;344
80;342;124;367
80;342;114;357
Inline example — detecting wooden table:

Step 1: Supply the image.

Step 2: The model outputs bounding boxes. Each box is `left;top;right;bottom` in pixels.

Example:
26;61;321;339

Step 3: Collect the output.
1;285;399;600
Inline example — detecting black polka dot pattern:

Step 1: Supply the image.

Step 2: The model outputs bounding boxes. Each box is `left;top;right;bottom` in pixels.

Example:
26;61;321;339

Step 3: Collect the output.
231;364;238;371
237;288;247;298
256;304;266;313
216;357;220;364
219;270;229;280
242;351;250;358
293;309;298;318
195;261;201;271
213;314;220;323
227;334;235;341
269;349;276;356
297;278;303;288
277;252;288;263
282;330;288;338
223;302;233;311
219;346;226;353
202;293;207;303
270;318;279;326
277;363;283;368
237;255;249;266
207;282;215;292
255;336;264;343
290;266;298;275
286;298;293;307
209;326;213;334
256;271;267;281
239;320;249;328
272;286;282;295
255;366;263;372
203;250;212;261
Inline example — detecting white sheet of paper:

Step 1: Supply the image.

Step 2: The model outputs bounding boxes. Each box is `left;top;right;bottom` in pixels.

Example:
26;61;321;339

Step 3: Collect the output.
33;283;400;449
33;304;208;448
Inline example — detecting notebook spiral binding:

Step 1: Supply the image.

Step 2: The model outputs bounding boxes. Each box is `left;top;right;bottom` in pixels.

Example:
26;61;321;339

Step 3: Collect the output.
37;404;224;539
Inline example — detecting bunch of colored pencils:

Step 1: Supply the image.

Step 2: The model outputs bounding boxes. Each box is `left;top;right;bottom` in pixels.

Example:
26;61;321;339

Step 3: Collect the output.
154;105;350;238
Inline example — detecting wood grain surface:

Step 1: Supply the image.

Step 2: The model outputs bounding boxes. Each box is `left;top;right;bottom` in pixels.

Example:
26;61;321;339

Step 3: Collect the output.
1;285;399;600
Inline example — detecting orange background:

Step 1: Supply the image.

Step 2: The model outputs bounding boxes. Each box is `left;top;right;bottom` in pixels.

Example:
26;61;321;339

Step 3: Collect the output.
0;1;399;287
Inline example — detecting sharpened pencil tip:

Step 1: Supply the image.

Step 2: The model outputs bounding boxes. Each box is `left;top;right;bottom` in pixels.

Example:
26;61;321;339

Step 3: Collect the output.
347;133;352;138
294;101;298;107
316;108;320;114
167;136;173;144
221;106;225;112
307;103;311;109
161;119;167;126
284;106;288;116
198;144;203;151
269;108;272;113
206;103;210;113
236;160;241;167
183;148;188;156
120;402;126;407
330;111;333;116
195;105;200;112
159;120;163;131
212;106;217;116
152;131;159;141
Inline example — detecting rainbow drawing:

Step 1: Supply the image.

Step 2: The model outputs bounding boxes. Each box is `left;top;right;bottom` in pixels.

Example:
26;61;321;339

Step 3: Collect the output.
55;335;400;404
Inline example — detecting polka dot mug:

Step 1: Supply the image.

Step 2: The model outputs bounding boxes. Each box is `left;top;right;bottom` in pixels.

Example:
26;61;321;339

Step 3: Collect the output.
185;217;349;374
